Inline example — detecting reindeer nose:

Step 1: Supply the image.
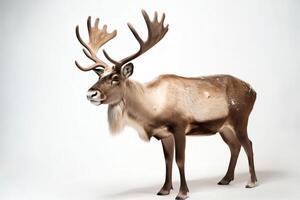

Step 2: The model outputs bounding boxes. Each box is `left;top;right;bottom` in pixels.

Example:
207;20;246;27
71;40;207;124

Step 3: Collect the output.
87;90;100;100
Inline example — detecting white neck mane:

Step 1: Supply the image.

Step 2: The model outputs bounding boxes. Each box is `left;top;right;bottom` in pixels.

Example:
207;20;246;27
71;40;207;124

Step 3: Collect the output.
107;100;125;134
107;80;145;136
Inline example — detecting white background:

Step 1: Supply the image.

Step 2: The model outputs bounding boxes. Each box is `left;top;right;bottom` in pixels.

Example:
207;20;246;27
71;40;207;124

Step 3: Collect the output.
0;0;299;199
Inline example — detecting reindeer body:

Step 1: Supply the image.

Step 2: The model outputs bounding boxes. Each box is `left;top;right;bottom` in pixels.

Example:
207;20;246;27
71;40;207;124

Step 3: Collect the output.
75;10;258;200
108;74;256;141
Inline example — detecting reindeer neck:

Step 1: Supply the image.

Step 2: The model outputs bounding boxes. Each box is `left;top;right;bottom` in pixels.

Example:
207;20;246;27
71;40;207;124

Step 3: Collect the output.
107;79;149;135
122;79;150;117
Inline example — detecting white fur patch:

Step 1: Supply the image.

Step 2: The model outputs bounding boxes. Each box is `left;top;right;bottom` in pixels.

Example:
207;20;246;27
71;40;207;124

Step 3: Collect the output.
204;91;210;98
107;102;125;134
231;99;235;105
107;100;149;141
246;180;258;188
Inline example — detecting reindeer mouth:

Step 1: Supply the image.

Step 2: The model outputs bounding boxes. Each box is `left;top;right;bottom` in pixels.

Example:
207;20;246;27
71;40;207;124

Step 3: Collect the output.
90;100;102;106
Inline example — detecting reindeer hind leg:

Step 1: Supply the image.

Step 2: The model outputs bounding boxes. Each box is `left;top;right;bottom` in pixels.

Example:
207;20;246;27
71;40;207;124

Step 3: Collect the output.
218;126;241;185
233;123;258;188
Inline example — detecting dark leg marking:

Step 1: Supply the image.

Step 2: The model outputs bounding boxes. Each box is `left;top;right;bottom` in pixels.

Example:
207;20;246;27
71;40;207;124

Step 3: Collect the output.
174;129;189;200
157;135;174;195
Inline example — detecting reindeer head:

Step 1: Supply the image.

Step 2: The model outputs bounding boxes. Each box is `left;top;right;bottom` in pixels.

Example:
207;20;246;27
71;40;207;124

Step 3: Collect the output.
75;10;168;105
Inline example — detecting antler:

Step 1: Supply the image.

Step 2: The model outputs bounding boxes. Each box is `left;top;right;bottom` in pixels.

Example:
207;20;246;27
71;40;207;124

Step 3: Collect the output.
75;16;117;71
103;10;168;69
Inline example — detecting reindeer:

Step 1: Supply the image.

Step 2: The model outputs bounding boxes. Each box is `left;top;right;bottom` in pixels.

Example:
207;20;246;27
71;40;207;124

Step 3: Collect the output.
74;10;258;200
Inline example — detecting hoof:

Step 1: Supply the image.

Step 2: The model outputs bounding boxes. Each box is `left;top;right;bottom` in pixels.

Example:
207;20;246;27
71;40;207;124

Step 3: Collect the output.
157;185;173;196
157;189;170;195
218;179;230;185
218;177;233;185
245;181;258;188
175;192;189;200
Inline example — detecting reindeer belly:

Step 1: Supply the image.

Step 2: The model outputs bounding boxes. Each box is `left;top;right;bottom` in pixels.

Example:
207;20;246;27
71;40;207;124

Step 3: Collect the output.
185;117;226;136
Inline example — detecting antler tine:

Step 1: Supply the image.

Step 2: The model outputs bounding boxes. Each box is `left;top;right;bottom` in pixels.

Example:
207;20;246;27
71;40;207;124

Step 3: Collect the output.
152;11;158;23
103;49;120;65
103;10;168;69
75;60;103;71
75;17;117;71
161;13;165;24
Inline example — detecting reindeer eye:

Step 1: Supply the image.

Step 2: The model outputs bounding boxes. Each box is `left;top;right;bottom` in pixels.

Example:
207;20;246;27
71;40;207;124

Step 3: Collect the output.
93;67;104;76
111;74;120;85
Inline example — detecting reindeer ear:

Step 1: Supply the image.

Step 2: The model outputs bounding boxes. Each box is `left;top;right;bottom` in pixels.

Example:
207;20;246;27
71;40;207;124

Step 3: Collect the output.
121;63;134;78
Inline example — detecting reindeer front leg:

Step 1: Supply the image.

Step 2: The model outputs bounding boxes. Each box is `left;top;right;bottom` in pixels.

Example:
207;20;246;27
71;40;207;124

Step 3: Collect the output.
157;135;174;195
174;129;189;200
